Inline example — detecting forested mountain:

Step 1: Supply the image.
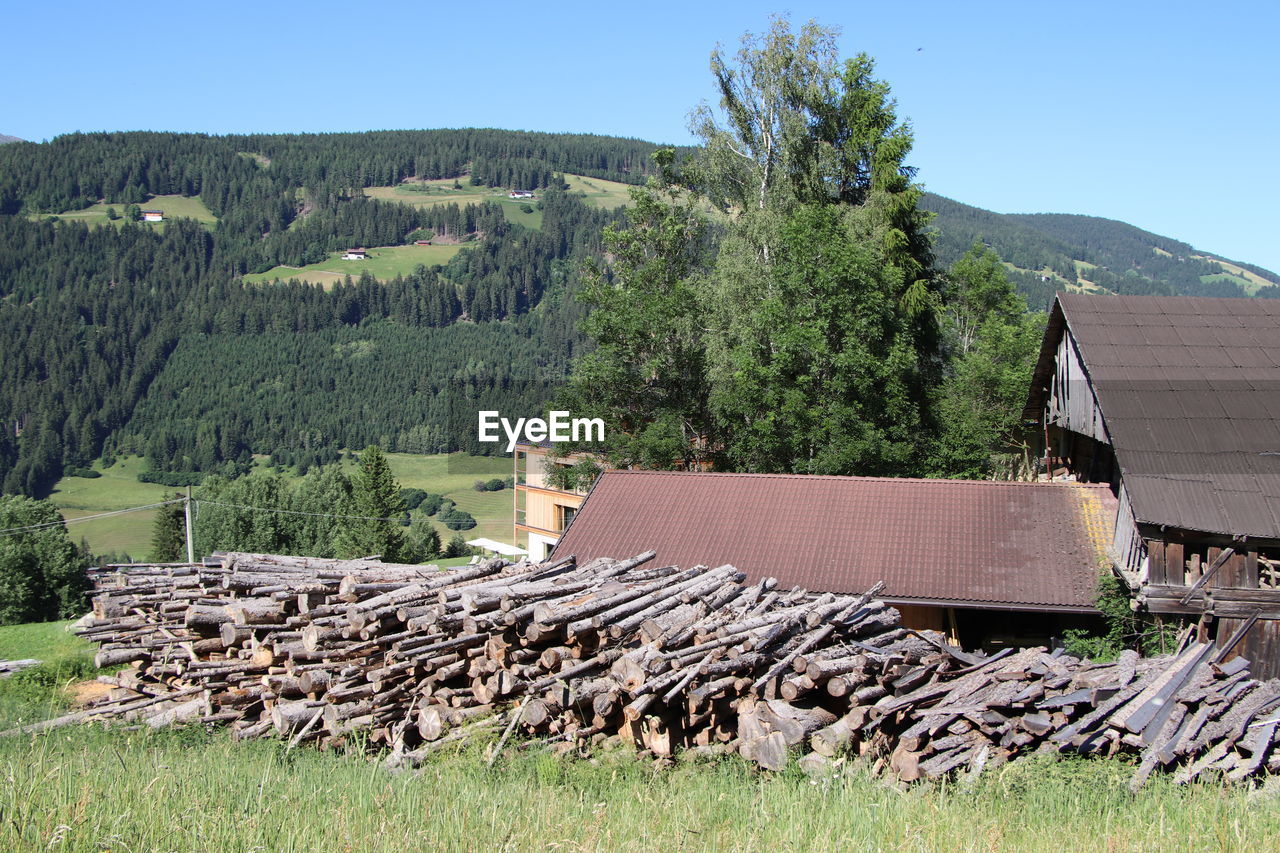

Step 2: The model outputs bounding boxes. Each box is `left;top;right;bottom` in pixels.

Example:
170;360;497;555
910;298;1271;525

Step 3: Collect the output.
922;193;1280;309
1;127;1276;497
0;130;660;495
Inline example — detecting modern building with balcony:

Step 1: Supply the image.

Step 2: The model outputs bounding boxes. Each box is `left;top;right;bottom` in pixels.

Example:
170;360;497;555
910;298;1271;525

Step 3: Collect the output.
512;442;598;560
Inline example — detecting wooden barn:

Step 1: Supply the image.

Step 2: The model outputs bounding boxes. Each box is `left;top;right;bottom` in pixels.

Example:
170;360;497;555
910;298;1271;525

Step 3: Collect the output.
1026;293;1280;674
551;470;1116;650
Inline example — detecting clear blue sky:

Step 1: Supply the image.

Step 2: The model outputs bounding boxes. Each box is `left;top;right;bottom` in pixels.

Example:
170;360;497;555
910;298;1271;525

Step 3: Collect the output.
8;1;1279;272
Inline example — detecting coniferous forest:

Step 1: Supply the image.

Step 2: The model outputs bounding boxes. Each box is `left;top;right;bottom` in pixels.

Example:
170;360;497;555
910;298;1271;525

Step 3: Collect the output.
0;130;660;495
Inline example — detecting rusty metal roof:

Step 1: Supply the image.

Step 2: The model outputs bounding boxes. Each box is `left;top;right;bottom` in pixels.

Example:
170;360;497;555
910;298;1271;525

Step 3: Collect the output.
553;471;1115;612
1026;293;1280;540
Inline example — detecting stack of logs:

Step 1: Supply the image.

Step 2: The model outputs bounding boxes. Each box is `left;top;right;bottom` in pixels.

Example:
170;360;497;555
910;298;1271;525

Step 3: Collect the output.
44;552;1280;789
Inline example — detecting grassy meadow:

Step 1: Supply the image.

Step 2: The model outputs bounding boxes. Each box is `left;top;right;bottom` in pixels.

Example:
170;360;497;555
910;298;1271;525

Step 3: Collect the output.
0;722;1276;852
29;194;218;229
47;456;172;557
1194;256;1277;295
364;179;545;229
365;172;637;231
242;243;467;287
0;620;97;731
47;452;515;561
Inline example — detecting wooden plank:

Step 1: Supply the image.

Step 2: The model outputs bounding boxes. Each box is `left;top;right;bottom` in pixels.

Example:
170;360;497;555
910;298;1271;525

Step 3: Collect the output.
1167;543;1185;585
1218;552;1245;589
1146;540;1167;586
1213;612;1259;664
1144;599;1205;616
1207;589;1280;606
1209;602;1280;620
1241;620;1280;680
1243;550;1260;589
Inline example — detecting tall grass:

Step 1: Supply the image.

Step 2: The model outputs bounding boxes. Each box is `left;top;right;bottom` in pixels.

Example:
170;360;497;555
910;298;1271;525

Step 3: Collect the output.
0;726;1274;852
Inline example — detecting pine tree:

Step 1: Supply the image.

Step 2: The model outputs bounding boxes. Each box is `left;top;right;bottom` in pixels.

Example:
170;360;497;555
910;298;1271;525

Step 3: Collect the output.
149;493;187;562
336;446;407;561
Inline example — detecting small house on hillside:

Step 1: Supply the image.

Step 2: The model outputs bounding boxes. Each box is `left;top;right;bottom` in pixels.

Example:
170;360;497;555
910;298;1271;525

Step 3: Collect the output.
552;470;1116;648
1026;293;1280;674
342;249;369;260
508;190;535;199
141;210;164;222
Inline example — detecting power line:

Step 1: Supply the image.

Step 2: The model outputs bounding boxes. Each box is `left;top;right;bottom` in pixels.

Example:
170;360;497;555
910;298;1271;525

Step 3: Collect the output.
0;499;186;537
0;495;514;539
195;499;413;524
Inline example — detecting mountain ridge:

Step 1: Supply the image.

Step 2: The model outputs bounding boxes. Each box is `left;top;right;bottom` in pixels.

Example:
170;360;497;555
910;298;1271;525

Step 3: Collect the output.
921;192;1278;309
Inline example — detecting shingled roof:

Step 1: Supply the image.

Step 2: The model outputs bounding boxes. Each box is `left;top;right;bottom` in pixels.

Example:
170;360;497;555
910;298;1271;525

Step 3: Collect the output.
552;471;1115;612
1026;293;1280;540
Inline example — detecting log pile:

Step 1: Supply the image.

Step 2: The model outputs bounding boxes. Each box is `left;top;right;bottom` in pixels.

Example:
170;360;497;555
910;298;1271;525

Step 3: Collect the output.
48;553;1280;788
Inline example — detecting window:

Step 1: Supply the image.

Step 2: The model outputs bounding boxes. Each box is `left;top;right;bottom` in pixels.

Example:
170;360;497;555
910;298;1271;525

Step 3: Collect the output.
557;504;577;532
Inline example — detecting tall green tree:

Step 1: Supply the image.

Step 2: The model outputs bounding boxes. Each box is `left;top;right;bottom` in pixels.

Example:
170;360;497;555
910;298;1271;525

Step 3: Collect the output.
0;496;89;623
696;17;941;474
709;203;933;474
337;446;407;561
149;493;186;562
927;242;1046;478
563;19;944;476
563;158;718;470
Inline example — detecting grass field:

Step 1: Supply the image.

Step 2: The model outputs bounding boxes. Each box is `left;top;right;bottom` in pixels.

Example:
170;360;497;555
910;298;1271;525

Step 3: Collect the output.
363;180;545;229
365;173;637;231
562;173;636;208
47;457;172;558
47;452;515;561
243;244;467;287
382;452;513;545
0;620;88;663
0;620;97;730
29;194;217;229
0;723;1275;852
1193;255;1277;295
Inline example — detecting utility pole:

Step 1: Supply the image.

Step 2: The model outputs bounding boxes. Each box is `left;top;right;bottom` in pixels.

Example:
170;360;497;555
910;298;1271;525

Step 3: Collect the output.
184;485;195;564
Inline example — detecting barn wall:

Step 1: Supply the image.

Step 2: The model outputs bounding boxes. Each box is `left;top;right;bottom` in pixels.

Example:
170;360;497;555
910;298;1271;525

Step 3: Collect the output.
1216;618;1280;680
1114;484;1145;577
1046;331;1110;444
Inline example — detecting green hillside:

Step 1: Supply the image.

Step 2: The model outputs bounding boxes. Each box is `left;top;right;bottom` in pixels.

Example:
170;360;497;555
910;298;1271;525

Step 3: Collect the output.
922;193;1280;309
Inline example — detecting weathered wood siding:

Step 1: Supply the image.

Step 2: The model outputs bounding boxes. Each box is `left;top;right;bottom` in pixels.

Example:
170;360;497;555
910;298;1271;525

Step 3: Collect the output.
1217;617;1280;679
1114;483;1145;577
1045;331;1110;444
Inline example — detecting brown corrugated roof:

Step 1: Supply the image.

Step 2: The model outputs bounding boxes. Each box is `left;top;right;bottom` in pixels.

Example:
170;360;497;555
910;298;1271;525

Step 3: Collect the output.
553;471;1115;612
1026;293;1280;540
